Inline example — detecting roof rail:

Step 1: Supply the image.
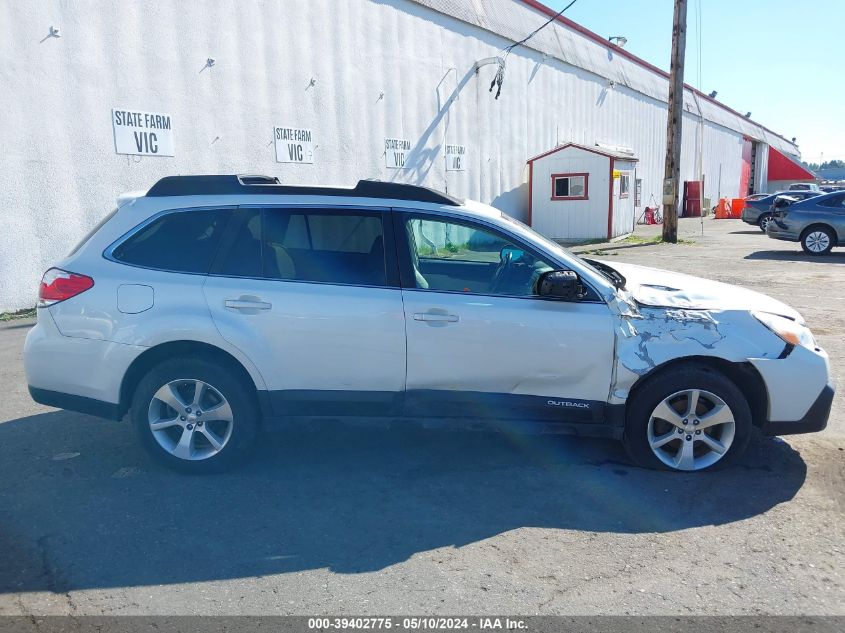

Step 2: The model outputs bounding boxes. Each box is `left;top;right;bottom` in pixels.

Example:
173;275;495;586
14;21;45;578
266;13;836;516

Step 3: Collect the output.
145;175;461;206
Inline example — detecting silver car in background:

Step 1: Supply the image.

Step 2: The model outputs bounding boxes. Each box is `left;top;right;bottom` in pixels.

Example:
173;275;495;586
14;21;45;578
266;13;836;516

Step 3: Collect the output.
767;190;845;254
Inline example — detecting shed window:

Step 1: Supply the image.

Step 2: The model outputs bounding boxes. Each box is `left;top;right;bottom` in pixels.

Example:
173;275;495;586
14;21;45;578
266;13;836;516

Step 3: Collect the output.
620;173;630;198
551;173;589;200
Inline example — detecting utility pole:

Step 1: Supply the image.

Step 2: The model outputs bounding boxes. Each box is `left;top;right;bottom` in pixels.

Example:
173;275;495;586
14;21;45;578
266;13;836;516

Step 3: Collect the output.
662;0;688;243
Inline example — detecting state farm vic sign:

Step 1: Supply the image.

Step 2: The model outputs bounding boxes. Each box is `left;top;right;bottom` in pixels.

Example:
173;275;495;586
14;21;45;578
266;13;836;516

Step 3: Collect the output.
274;126;314;164
385;138;411;169
112;108;175;157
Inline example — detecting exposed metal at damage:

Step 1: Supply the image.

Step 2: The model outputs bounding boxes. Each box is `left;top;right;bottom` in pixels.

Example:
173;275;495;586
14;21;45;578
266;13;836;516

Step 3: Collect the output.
600;261;793;405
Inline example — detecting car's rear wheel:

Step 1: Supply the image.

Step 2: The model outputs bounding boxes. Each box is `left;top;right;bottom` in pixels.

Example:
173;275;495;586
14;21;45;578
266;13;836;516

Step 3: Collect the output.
757;214;772;233
130;358;259;473
801;226;834;255
623;365;752;472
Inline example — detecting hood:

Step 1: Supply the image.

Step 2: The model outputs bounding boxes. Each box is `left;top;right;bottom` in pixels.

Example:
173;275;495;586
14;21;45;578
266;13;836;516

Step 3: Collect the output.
599;260;802;322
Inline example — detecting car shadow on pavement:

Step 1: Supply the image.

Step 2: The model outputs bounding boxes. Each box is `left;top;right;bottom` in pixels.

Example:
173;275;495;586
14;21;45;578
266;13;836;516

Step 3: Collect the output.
0;411;806;593
745;250;845;263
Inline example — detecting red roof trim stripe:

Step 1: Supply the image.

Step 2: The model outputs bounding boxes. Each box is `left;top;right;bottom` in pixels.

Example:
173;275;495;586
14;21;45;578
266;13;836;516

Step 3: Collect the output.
516;0;795;149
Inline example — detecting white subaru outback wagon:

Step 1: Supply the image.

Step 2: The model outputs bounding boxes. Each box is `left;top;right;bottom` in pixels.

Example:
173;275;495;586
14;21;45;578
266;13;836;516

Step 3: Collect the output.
25;175;833;473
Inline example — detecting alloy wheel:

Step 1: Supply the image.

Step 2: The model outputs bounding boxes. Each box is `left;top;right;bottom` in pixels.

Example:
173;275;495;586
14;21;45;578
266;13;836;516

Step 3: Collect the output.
147;379;234;461
647;389;736;471
804;231;830;253
759;215;772;232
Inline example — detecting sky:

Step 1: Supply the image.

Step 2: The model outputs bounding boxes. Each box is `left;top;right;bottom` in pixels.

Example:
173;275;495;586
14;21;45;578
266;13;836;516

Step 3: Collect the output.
545;0;843;164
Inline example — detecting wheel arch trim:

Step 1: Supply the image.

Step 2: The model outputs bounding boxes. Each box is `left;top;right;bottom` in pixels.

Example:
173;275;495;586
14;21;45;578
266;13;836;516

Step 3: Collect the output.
625;356;769;429
118;340;266;418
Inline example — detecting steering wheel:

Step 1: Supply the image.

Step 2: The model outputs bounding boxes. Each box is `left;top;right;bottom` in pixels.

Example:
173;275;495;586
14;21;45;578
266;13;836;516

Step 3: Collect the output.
489;249;514;295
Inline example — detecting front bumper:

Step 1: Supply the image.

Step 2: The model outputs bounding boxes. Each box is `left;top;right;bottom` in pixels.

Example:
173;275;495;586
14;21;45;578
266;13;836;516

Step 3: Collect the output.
761;383;833;436
750;344;832;435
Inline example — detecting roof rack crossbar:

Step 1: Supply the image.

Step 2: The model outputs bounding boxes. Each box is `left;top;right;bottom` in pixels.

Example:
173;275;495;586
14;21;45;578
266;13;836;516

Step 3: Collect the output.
146;175;460;205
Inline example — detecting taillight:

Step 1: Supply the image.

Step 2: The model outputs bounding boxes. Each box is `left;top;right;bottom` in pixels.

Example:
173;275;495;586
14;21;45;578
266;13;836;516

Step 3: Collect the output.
38;268;94;307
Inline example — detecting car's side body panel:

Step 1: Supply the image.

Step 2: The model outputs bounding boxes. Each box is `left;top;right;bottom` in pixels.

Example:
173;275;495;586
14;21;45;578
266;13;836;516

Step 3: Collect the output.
203;276;407;417
401;288;616;423
24;308;145;408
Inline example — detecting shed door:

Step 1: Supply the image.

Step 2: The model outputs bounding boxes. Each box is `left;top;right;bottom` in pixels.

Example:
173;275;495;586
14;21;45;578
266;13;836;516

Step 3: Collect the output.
611;161;637;238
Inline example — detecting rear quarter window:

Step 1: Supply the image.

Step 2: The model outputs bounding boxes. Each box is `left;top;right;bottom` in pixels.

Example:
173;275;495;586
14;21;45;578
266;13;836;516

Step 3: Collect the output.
111;208;230;273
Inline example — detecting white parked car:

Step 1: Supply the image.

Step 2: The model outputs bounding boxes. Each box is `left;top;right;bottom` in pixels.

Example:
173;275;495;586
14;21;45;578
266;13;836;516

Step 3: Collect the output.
787;183;821;192
25;176;833;473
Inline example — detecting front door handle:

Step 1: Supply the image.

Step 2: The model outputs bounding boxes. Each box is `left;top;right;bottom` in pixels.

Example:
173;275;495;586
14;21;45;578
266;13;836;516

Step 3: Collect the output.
225;297;272;311
413;311;459;323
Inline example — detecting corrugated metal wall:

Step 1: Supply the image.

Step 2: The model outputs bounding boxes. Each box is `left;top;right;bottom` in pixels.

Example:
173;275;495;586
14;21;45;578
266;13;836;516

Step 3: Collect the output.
0;0;795;310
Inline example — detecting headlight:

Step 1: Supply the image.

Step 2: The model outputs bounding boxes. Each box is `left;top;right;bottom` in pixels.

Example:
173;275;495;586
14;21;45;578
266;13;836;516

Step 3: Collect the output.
753;311;816;349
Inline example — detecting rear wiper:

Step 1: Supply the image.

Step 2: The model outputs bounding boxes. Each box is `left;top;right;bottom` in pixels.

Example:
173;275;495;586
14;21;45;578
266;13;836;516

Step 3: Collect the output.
583;258;626;290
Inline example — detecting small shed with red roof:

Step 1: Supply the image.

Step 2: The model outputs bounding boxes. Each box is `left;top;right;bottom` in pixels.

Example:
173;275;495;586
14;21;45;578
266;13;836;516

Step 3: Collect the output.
527;143;639;242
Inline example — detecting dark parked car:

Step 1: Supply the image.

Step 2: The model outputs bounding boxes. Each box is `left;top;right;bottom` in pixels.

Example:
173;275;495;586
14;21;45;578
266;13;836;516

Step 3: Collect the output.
742;190;823;232
767;190;845;255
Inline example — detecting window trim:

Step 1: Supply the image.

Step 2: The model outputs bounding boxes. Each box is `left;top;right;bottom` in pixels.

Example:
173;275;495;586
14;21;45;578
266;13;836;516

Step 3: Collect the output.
619;173;630;199
551;172;589;201
392;209;602;302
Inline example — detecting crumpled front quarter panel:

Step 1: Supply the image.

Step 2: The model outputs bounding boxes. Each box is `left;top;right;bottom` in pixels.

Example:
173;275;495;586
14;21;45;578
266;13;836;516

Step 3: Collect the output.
610;302;785;403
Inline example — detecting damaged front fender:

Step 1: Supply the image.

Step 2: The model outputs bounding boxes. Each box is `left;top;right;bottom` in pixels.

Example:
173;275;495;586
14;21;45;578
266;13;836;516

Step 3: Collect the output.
609;302;785;405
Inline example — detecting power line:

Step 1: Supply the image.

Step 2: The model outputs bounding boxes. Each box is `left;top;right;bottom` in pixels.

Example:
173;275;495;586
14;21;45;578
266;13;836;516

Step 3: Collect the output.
502;0;579;57
488;0;580;99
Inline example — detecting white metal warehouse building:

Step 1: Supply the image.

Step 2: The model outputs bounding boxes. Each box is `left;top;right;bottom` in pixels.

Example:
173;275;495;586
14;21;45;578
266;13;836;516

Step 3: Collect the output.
1;0;801;311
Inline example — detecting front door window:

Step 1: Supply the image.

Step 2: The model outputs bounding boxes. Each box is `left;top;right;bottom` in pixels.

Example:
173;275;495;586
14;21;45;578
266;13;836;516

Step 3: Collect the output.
404;217;553;297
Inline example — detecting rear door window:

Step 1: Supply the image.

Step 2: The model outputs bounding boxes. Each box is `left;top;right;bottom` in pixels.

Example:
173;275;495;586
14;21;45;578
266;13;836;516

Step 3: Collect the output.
111;208;230;273
213;210;263;277
262;209;387;286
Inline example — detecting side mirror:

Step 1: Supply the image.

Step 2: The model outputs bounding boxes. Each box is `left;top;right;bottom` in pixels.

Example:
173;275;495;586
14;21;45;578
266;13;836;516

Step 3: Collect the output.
537;270;584;301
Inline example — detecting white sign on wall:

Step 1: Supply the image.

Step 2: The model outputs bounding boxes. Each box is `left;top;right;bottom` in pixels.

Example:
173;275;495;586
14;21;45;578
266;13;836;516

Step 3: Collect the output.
112;108;174;157
385;138;411;169
445;144;466;171
274;126;314;164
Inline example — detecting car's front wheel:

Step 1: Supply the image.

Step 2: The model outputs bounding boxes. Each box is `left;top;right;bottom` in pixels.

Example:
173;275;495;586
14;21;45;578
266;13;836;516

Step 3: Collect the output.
757;214;772;233
801;226;835;255
623;365;752;471
130;358;259;473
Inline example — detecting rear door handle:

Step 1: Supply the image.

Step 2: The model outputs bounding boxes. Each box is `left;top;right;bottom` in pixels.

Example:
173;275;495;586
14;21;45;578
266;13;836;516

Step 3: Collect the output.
413;312;459;323
225;298;272;311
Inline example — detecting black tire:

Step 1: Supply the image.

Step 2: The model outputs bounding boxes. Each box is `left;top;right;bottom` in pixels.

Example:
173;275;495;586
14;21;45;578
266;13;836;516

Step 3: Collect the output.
130;357;260;473
800;225;835;256
623;364;752;472
757;214;772;233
